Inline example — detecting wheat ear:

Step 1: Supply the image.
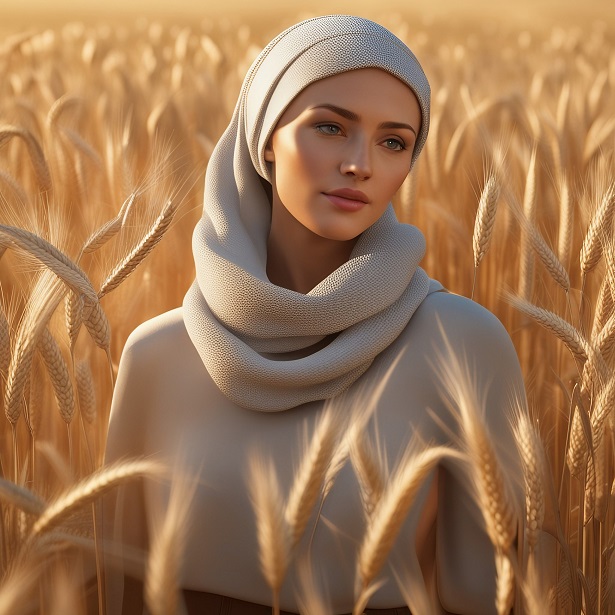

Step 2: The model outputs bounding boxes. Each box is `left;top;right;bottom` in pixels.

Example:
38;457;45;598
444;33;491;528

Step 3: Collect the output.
0;225;98;304
295;556;331;615
98;198;177;298
0;124;52;190
31;459;164;536
557;172;573;267
82;300;111;351
37;328;74;424
473;174;500;269
65;291;83;354
25;358;42;439
437;337;519;553
513;413;546;550
604;547;615;612
580;181;615;275
60;127;103;168
80;192;136;256
0;168;29;206
0;477;45;515
356;445;463;604
567;395;590;478
348;426;385;520
495;552;515;615
75;360;96;424
591;278;614;353
587;69;608;120
144;472;197;615
591;373;615;440
525;217;571;291
584;116;615;165
506;294;590;363
4;274;65;425
443;96;503;174
507;172;571;292
247;453;290;612
47;93;82;128
593;432;607;521
0;301;10;384
285;405;343;549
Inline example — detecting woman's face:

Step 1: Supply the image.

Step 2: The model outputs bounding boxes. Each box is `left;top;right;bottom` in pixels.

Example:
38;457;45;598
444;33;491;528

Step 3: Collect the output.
264;68;421;242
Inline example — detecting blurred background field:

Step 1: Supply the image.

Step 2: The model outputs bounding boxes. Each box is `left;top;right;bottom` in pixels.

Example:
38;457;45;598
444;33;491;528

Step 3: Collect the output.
0;1;614;613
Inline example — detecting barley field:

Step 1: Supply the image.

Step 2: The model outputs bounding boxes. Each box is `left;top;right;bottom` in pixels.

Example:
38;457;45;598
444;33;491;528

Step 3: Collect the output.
0;5;614;614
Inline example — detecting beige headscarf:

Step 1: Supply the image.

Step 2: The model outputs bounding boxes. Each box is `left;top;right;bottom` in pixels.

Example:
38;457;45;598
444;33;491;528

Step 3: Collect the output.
183;15;439;411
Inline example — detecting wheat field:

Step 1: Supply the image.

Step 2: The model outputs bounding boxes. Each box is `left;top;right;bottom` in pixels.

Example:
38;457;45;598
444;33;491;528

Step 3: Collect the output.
0;7;614;614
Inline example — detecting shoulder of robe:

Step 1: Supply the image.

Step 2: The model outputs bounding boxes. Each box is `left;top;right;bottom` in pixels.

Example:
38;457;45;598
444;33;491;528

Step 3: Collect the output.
106;308;193;461
120;307;190;364
398;290;523;385
382;290;527;457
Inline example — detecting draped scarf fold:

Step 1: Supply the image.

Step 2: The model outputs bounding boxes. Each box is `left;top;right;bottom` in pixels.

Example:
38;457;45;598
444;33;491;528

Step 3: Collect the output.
183;15;438;411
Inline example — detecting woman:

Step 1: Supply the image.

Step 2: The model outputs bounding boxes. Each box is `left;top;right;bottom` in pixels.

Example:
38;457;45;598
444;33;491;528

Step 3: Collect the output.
104;14;525;614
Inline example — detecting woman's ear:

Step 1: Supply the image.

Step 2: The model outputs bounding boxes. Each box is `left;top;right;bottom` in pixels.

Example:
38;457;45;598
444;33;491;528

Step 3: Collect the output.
264;140;275;162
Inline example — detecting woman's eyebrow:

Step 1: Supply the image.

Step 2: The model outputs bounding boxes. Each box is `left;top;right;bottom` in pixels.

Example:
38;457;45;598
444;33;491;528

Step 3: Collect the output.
310;104;417;137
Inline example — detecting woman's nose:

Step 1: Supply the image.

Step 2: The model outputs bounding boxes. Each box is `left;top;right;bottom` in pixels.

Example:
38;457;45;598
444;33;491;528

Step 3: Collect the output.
340;138;372;180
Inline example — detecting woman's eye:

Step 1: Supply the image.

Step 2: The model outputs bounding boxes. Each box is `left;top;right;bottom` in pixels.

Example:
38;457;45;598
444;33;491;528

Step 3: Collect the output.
316;124;341;135
383;138;405;151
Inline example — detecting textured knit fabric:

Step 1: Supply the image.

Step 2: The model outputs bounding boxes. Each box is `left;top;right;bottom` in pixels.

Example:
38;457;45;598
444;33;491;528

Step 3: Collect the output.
183;15;436;411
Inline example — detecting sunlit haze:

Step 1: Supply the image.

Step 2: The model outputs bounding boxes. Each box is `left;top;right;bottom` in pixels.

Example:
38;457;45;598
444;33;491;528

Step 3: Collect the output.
4;0;613;29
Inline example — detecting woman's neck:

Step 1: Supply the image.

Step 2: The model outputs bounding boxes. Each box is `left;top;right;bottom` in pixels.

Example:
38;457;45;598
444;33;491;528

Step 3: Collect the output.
266;200;357;294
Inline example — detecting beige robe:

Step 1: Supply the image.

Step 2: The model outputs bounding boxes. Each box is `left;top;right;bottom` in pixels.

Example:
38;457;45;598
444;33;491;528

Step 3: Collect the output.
103;290;525;614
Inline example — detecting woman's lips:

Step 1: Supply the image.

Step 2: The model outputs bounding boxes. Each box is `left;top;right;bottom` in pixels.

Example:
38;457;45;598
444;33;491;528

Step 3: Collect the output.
323;189;369;212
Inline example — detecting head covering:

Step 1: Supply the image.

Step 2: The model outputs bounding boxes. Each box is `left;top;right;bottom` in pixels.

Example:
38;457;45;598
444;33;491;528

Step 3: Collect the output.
246;15;431;178
183;15;439;411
